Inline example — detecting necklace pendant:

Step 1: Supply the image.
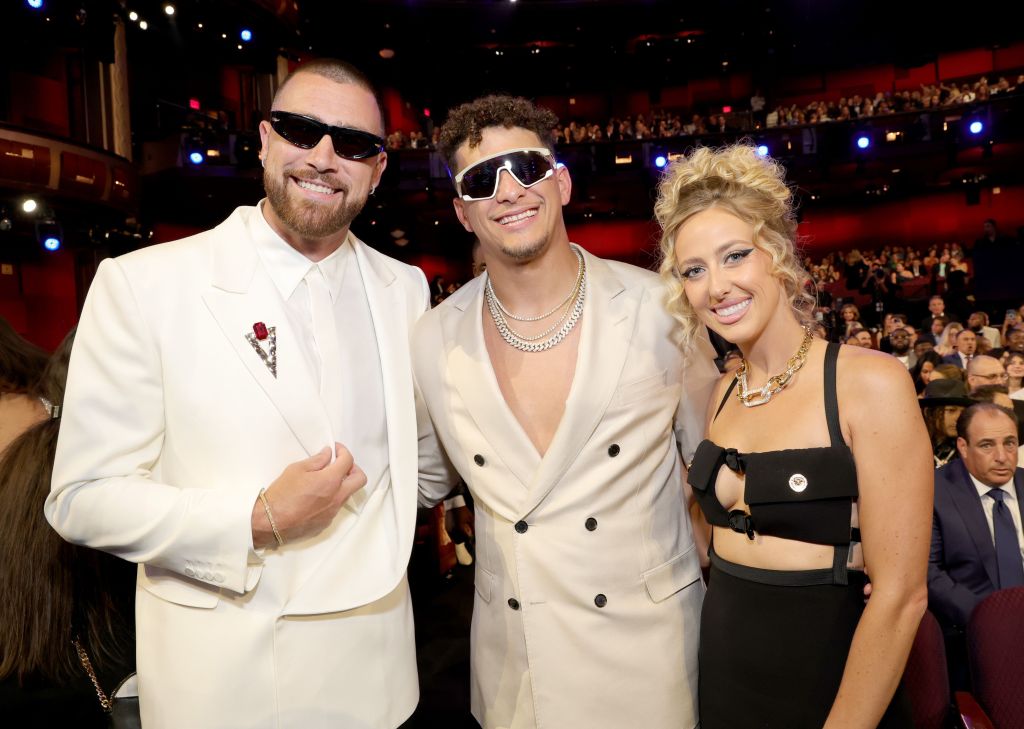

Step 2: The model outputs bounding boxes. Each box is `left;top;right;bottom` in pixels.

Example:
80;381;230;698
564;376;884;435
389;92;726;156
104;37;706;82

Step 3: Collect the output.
740;389;773;407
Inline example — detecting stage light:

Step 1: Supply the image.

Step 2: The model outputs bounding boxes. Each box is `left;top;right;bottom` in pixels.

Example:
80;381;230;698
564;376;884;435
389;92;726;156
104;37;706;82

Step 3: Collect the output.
756;145;769;157
856;135;871;150
240;29;252;42
654;155;667;169
163;4;175;15
968;120;984;135
188;151;205;165
36;219;63;251
27;0;44;8
128;10;138;21
189;98;200;110
139;20;148;29
21;199;38;214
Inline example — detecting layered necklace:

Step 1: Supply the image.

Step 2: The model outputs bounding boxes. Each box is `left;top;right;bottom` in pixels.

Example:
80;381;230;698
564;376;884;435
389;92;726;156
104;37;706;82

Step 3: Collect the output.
485;245;586;353
735;325;813;407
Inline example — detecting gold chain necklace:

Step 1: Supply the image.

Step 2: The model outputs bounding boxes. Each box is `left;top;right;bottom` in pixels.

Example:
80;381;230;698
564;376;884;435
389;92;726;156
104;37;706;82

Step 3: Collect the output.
735;326;814;407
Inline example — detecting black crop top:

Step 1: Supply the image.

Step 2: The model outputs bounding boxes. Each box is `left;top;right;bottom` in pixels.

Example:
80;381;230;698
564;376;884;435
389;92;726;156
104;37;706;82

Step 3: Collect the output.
689;342;859;546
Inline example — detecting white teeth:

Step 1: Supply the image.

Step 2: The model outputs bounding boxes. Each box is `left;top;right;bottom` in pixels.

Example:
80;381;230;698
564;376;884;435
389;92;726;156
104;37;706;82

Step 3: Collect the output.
296;179;336;195
498;209;537;225
716;299;750;316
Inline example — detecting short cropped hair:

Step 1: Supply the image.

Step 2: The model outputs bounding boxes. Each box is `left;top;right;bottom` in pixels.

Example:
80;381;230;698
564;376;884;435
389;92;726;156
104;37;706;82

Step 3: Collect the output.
438;95;558;173
275;58;384;133
654;144;813;353
956;401;1019;442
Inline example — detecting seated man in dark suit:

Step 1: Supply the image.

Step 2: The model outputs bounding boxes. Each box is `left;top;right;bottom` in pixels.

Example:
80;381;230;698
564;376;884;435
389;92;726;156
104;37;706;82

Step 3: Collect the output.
928;402;1022;686
942;329;977;368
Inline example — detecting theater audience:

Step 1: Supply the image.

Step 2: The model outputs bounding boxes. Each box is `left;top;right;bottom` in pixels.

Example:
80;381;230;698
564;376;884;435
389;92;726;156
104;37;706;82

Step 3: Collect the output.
0;330;136;726
967;311;1001;350
910;350;944;394
935;322;963;357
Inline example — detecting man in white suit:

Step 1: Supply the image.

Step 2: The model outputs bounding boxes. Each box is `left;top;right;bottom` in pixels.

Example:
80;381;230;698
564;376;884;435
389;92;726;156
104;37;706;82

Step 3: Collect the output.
415;96;718;729
46;59;428;729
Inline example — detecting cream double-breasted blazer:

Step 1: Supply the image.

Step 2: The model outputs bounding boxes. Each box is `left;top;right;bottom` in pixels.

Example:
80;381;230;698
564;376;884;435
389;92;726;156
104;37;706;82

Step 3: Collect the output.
46;205;428;729
415;249;719;729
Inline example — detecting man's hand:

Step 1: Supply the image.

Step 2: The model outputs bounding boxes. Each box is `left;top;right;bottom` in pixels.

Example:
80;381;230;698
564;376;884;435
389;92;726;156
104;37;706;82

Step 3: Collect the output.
251;444;367;549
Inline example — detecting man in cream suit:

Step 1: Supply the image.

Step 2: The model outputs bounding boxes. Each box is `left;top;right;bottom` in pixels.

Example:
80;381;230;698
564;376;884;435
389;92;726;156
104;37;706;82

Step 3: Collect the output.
415;96;718;729
46;60;427;728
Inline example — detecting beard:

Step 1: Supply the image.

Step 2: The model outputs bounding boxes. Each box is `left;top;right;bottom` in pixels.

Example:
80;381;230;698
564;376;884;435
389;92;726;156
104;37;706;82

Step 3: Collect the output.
497;237;547;262
264;167;366;239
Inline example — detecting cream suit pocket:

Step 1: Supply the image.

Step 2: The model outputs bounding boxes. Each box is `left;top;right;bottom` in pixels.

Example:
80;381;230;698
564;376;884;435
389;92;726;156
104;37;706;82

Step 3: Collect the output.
614;369;668;406
475;564;494;604
642;546;703;603
140;564;219;608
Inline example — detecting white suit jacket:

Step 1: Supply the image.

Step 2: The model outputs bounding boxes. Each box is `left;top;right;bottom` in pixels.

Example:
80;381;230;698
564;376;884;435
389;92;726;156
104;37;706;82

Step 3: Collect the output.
46;206;429;728
415;250;719;729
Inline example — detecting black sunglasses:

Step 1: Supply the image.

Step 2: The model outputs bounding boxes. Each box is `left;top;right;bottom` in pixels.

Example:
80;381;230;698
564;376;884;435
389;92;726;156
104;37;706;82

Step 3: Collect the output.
269;111;385;160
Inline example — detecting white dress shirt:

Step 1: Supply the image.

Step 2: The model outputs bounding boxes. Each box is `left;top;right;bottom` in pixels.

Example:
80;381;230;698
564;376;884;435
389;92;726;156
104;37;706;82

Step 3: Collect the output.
250;202;389;499
971;473;1024;561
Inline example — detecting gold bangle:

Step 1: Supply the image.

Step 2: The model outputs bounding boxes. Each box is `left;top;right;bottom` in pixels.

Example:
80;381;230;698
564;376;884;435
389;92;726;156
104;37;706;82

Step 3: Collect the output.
258;489;285;547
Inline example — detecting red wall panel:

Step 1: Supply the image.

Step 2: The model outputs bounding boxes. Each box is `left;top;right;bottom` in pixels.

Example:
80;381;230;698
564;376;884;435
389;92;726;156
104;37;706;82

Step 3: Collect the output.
993;42;1024;73
381;87;425;134
938;49;993;81
9;72;69;137
894;62;938;91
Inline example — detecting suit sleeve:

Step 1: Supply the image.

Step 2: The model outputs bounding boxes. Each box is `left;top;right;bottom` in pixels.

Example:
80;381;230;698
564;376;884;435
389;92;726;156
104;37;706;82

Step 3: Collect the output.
927;501;983;628
45;258;261;595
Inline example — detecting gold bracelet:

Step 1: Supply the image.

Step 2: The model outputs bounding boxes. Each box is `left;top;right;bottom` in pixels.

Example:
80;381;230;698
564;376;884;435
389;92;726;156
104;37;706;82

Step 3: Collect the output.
258;489;285;547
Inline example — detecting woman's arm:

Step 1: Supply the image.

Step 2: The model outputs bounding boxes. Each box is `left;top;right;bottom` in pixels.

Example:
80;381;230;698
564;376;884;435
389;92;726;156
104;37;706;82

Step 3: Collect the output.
823;351;932;729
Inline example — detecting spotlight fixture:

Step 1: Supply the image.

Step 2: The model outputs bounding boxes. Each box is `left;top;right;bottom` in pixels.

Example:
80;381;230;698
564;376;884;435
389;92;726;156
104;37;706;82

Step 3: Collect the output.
968;120;984;135
654;155;667;169
0;209;12;231
855;134;871;150
128;10;138;21
21;198;38;214
139;19;148;29
36;219;63;252
756;144;769;157
189;151;205;165
163;4;175;15
240;29;252;42
27;0;44;8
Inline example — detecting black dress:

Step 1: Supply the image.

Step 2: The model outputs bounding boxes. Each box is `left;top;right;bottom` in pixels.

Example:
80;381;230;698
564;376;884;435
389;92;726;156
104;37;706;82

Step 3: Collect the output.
689;343;912;729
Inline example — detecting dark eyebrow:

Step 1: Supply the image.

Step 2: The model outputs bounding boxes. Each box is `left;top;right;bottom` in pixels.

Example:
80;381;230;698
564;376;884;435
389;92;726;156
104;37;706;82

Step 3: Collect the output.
677;239;752;267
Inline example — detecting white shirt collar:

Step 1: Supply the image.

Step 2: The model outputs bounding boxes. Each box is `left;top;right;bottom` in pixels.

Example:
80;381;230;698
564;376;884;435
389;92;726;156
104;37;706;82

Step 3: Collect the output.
250;199;352;303
970;472;1016;499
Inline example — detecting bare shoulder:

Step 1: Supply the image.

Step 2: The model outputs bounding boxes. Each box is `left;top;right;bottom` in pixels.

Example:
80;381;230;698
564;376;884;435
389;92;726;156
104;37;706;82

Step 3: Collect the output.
836;343;914;398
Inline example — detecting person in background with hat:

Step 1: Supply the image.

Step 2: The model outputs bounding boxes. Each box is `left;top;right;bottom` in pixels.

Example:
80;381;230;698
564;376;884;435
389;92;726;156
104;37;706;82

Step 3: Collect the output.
928;402;1022;687
920;379;976;467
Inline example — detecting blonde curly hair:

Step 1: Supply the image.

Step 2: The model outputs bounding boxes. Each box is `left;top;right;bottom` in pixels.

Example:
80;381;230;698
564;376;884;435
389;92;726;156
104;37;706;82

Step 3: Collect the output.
654;144;814;352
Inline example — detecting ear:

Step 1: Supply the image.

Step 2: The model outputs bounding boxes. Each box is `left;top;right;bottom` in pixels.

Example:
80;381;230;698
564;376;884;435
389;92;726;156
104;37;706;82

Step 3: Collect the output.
453;198;474;234
258;119;272;162
370;151;388;190
555;163;572;206
956;436;968;460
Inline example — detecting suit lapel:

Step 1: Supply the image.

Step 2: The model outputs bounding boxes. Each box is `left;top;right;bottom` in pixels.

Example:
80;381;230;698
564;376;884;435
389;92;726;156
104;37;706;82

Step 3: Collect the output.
948;460;1000;588
201;209;332;462
517;250;635;518
446;277;540;489
348;237;408;514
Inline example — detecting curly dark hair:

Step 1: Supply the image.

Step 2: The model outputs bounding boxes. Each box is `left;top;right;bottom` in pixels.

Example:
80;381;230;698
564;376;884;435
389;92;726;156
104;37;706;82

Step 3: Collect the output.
438;95;559;173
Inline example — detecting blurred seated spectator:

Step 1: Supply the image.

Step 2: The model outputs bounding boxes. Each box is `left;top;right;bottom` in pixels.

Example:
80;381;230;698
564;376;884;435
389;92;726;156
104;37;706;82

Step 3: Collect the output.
932;363;966;383
967;312;1002;350
935;321;964;356
0;317;48;456
1007;353;1024;399
943;329;977;368
0;330;136;726
920;379;974;466
910;350;945;395
845;328;874;348
969;385;1014;411
966;355;1008;392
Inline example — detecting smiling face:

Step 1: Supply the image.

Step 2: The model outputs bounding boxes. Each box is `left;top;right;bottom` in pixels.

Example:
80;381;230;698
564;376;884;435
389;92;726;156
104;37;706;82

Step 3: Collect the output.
672;206;790;346
258;72;386;245
451;126;571;264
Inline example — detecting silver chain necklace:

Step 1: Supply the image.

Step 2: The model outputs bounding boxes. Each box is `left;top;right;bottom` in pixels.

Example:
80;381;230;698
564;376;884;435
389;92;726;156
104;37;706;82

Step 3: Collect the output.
484;247;587;353
486;247;584;322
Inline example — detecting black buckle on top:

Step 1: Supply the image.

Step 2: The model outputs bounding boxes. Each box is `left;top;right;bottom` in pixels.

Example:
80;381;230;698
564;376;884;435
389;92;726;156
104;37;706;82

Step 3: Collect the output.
728;510;756;540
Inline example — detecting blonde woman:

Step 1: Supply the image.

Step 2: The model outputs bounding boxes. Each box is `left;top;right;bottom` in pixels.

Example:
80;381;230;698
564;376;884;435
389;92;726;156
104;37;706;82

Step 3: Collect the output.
655;145;929;729
935;321;964;357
